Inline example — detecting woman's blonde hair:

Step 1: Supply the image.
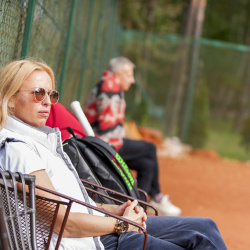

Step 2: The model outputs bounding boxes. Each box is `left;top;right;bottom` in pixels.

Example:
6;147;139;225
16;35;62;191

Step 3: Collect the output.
0;59;55;129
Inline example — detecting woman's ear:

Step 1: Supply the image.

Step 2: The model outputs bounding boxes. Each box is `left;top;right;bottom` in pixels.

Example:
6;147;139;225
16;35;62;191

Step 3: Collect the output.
7;97;16;115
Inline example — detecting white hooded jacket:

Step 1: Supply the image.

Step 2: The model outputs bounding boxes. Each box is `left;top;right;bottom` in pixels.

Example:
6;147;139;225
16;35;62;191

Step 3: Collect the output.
0;116;104;250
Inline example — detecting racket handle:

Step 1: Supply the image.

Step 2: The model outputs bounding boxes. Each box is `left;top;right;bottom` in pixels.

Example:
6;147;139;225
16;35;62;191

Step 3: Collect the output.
70;101;95;137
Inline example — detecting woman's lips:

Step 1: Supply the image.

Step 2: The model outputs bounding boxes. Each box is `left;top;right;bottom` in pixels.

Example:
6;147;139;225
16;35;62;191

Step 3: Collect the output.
39;110;49;117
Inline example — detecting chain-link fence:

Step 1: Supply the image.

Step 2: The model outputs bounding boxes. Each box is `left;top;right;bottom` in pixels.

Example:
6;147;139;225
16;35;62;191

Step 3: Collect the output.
121;30;250;160
0;0;121;108
0;0;28;64
1;1;250;160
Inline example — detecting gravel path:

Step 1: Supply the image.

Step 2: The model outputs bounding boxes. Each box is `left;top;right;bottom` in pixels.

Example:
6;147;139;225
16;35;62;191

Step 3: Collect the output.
158;152;250;250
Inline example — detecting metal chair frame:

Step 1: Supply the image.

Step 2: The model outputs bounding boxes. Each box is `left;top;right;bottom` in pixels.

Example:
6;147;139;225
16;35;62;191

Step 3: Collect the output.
0;171;73;250
0;171;37;250
35;184;148;250
0;170;149;250
81;178;158;216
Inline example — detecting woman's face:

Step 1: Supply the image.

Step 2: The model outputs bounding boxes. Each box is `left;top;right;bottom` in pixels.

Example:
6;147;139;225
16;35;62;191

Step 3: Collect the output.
13;70;53;128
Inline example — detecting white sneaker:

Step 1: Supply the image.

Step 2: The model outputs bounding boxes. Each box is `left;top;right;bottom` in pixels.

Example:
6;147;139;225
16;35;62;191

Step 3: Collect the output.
149;195;182;216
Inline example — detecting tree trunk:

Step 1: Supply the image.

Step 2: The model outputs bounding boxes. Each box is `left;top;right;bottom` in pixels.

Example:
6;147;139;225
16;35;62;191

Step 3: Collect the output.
180;0;207;142
165;0;196;135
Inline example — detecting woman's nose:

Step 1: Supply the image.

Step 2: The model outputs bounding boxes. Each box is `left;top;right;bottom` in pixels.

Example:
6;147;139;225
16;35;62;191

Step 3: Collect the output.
42;92;52;106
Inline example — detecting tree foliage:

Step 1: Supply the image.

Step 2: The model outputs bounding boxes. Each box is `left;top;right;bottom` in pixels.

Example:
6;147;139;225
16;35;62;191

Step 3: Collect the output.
119;0;187;33
119;0;250;44
119;0;250;151
203;0;250;44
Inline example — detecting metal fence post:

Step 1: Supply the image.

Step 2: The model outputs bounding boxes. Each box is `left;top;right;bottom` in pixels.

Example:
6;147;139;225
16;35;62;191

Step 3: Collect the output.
89;0;107;88
181;0;206;142
58;0;77;99
76;0;96;101
102;0;113;70
110;0;120;57
181;37;201;142
20;0;36;58
98;0;111;74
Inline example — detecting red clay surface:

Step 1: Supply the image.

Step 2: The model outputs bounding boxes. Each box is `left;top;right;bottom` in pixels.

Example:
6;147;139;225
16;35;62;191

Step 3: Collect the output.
157;151;250;250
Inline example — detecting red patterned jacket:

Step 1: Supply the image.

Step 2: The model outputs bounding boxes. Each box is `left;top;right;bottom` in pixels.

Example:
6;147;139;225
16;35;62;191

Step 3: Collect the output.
84;70;126;151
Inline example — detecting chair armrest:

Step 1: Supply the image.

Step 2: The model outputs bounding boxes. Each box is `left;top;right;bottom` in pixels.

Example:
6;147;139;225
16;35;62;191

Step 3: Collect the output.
137;188;148;202
35;184;148;250
81;179;158;216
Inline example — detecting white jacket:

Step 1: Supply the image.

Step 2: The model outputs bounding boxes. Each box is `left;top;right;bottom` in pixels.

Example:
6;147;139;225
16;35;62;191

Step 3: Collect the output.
0;116;104;250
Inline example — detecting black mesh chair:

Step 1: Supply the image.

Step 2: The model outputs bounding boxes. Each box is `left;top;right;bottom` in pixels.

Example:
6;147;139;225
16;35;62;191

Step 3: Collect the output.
0;170;149;250
0;171;70;250
0;171;37;249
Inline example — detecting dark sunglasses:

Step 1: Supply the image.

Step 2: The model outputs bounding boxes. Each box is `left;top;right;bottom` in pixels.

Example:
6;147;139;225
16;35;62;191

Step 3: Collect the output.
33;88;59;104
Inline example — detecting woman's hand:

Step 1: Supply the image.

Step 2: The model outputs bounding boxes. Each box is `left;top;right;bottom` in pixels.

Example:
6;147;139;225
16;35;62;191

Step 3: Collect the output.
115;200;132;215
122;200;147;233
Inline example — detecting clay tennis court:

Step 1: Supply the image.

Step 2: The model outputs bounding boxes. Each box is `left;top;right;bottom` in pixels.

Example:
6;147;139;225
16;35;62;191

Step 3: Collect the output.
157;151;250;250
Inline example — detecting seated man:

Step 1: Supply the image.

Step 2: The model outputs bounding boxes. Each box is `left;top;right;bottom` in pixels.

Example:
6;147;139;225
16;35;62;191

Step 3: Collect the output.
83;57;181;216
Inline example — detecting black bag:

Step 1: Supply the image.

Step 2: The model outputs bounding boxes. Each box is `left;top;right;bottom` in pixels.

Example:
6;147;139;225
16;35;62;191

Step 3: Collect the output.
62;127;141;204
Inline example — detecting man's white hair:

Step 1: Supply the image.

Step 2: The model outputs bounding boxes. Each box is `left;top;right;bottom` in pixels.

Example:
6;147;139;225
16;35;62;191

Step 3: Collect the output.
109;57;135;73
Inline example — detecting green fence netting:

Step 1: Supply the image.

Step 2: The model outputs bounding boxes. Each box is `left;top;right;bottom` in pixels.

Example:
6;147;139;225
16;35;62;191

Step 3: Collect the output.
0;0;28;65
1;1;250;160
121;30;250;159
0;0;121;108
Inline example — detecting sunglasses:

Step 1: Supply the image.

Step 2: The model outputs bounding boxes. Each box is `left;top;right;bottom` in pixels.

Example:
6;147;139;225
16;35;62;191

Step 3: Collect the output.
17;87;60;104
31;88;59;104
